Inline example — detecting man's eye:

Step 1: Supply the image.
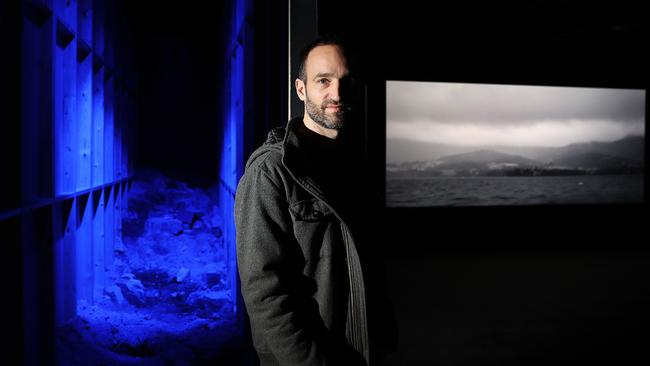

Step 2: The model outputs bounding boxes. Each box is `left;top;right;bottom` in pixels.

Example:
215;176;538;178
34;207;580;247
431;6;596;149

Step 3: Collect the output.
317;79;329;84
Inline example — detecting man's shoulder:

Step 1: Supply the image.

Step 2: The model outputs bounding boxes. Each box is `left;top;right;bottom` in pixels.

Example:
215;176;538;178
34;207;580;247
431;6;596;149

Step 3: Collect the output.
244;136;285;179
246;146;283;173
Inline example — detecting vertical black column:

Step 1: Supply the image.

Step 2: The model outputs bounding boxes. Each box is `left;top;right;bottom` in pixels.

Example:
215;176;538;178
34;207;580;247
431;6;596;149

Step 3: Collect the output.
289;0;317;120
1;0;22;212
1;3;23;362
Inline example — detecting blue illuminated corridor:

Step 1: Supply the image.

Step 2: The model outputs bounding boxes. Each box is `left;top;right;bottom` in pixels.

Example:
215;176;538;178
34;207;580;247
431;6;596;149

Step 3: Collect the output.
5;0;261;364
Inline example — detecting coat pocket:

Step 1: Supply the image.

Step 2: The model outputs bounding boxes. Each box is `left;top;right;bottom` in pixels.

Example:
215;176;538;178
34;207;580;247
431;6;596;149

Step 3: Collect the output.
289;198;333;222
288;198;336;262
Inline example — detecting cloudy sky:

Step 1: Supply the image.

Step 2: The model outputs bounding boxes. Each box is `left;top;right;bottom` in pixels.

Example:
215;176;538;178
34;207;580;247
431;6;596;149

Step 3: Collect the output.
387;81;646;147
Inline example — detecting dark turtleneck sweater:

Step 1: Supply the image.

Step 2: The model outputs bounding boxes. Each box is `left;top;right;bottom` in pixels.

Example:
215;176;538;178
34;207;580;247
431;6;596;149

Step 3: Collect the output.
294;120;360;224
294;120;398;358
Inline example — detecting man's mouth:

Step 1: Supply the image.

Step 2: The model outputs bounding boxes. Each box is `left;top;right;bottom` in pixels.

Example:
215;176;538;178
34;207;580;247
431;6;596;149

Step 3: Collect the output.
325;104;348;112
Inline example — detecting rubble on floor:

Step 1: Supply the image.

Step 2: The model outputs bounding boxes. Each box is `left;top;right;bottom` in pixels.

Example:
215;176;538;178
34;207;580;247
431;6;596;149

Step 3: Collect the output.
57;170;240;365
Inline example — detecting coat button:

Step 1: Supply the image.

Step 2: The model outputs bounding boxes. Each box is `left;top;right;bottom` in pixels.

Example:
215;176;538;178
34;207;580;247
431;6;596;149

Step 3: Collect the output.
312;209;323;218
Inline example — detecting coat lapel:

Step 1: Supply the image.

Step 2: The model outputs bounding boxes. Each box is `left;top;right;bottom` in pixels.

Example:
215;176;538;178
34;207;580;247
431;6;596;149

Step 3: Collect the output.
280;118;341;213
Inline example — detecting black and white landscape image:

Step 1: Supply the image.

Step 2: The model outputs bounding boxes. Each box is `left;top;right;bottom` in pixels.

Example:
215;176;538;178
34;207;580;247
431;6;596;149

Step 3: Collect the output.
386;81;646;207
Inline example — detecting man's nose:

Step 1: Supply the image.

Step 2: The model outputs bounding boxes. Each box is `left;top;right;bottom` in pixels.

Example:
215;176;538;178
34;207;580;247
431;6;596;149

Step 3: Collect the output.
329;81;341;102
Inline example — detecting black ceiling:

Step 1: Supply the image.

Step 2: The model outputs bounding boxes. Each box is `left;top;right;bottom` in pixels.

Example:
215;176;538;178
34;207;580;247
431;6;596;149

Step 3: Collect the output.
318;0;647;87
119;0;646;88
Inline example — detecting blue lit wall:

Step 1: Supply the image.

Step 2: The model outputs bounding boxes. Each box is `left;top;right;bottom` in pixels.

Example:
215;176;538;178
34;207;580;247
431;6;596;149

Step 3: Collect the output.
8;0;285;363
217;0;253;325
16;0;135;363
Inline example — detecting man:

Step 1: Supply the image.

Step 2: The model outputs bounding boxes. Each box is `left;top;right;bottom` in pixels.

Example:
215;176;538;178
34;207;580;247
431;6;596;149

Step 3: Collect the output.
235;35;397;365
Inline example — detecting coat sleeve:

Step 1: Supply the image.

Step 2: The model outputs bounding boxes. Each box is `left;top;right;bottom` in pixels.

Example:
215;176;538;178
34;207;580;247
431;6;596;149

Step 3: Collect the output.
234;165;332;365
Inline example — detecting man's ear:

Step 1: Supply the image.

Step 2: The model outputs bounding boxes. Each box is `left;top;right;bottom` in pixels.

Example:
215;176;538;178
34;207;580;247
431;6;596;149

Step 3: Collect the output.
295;78;306;101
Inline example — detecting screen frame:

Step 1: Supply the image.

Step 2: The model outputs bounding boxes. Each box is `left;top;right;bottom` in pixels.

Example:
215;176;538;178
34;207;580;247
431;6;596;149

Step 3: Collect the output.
360;73;647;248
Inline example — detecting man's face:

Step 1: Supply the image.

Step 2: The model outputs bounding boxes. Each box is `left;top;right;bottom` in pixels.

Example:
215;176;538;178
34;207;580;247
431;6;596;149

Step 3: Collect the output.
299;45;357;130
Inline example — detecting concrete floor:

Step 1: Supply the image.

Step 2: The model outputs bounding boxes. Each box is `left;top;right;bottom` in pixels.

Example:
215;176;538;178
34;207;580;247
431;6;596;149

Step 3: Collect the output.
382;249;650;365
231;248;650;365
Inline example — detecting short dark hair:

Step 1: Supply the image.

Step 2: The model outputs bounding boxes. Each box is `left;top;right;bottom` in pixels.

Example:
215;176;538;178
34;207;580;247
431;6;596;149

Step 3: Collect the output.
297;34;356;83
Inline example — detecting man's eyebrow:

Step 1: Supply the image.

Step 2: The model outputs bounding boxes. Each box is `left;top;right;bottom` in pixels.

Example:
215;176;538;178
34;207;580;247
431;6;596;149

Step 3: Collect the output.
313;72;335;80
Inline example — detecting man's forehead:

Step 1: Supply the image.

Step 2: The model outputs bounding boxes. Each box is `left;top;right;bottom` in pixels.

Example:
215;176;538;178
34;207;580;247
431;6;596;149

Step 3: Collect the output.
306;45;349;76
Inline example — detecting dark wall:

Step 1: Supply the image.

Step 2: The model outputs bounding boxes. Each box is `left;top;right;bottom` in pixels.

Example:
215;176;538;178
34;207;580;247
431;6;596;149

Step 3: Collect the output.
249;0;289;156
319;1;646;86
126;0;288;186
124;1;225;184
316;0;648;246
1;0;22;211
318;1;649;364
2;0;22;346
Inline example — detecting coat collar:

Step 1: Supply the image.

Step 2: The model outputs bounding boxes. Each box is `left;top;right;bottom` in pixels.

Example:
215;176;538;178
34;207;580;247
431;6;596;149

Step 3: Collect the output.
280;117;332;204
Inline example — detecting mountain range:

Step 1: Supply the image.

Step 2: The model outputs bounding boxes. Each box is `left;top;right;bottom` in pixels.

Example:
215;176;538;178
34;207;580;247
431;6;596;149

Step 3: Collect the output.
387;135;645;176
388;135;644;163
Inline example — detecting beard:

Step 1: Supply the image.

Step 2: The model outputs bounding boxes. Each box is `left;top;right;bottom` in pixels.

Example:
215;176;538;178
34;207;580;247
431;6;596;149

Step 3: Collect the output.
304;94;350;130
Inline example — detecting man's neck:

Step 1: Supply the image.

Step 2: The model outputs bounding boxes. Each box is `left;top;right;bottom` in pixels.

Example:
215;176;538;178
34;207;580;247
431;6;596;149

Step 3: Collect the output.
303;114;340;140
296;119;347;160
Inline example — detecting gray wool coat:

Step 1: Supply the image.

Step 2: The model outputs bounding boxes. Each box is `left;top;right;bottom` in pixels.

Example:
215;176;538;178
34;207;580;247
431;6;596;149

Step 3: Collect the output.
234;117;397;366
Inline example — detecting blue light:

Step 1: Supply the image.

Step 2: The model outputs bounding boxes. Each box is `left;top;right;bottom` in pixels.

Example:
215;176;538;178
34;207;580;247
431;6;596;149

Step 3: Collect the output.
216;0;251;321
18;0;250;363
